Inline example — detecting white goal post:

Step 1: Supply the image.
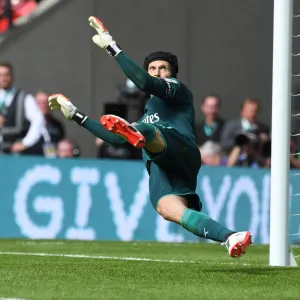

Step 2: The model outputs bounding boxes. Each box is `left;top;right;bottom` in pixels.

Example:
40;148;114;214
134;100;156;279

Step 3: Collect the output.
269;0;294;266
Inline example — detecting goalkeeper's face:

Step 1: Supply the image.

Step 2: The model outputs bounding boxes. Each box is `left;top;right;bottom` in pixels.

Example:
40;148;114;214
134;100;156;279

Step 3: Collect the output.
147;61;172;78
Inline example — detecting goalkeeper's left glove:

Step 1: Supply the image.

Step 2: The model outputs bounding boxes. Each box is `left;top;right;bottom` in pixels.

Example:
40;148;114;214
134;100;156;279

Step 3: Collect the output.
48;94;87;125
88;16;123;58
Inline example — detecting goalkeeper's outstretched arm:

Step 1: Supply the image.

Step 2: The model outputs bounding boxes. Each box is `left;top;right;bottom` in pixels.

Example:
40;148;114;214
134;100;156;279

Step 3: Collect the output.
48;94;126;145
116;52;168;98
116;51;167;98
89;16;172;99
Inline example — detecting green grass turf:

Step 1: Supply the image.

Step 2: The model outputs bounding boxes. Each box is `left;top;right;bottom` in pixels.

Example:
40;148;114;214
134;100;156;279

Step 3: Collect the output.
0;239;299;300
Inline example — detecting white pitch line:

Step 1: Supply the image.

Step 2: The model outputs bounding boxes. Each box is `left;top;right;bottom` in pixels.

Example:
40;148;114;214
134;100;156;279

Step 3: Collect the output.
0;251;195;264
0;251;252;266
0;298;27;300
17;241;65;245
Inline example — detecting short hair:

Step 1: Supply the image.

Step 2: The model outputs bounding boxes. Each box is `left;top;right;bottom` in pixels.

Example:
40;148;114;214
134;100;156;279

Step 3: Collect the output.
241;97;261;111
36;89;50;95
201;93;222;105
0;62;13;75
35;90;50;97
58;138;75;148
58;138;80;157
200;141;222;156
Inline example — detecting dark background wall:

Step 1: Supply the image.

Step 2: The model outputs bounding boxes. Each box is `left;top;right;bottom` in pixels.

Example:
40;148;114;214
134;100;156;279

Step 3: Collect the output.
0;0;276;156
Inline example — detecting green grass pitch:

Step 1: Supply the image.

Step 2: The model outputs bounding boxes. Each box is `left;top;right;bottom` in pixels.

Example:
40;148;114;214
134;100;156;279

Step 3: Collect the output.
0;239;299;300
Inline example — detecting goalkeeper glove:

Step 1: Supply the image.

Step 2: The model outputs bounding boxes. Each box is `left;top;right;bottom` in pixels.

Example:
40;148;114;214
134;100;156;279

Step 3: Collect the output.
88;16;123;58
48;94;87;125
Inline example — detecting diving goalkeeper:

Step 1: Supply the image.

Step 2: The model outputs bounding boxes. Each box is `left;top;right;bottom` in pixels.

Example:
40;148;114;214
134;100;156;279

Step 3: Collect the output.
48;16;252;258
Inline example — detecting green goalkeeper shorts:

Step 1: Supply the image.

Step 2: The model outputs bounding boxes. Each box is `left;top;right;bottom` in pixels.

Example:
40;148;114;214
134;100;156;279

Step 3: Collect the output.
144;125;202;211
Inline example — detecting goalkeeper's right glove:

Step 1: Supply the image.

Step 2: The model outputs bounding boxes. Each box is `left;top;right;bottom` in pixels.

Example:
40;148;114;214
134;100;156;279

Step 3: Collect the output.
48;94;87;125
88;16;123;58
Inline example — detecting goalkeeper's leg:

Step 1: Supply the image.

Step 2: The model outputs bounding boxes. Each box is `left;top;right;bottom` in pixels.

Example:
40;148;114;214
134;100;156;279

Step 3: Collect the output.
156;193;252;258
82;114;164;149
101;114;166;152
82;117;127;145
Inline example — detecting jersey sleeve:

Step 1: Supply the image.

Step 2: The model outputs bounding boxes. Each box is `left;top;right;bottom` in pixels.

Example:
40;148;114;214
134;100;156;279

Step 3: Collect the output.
116;52;191;104
159;77;192;105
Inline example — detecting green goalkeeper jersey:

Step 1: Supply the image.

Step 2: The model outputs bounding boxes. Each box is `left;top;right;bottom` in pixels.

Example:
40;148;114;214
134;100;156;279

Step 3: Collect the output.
140;78;197;144
116;52;197;145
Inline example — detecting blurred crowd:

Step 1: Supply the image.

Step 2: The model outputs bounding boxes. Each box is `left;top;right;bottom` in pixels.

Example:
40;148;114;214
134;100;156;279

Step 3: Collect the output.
197;94;272;168
0;61;81;158
197;94;300;169
96;88;300;169
1;60;300;168
0;1;297;168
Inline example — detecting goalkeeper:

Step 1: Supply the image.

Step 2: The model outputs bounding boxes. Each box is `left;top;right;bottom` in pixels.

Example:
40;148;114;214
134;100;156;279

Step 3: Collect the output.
48;16;252;258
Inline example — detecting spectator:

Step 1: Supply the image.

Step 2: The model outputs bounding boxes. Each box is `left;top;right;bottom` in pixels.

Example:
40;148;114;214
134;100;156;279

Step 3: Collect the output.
199;141;223;166
265;135;300;169
220;97;270;154
289;135;300;168
35;90;65;145
0;62;45;155
225;132;261;168
196;93;225;146
57;139;80;158
260;140;271;168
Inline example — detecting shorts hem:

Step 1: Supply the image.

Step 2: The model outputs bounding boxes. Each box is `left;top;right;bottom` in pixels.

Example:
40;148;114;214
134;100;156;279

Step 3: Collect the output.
155;192;199;210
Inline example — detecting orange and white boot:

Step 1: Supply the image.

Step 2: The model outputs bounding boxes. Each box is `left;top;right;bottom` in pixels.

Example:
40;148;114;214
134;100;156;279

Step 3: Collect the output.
222;231;253;258
100;114;146;148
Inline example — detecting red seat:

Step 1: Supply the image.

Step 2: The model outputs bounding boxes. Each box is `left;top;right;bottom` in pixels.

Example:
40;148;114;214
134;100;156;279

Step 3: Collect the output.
0;0;37;34
12;0;37;19
0;17;9;33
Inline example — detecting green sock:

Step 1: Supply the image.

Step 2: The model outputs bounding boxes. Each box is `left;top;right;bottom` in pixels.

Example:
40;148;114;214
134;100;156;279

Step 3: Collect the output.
180;209;234;242
135;123;157;144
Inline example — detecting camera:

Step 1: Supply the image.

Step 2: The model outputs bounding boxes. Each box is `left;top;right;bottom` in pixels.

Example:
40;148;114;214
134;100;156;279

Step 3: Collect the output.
235;131;258;148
